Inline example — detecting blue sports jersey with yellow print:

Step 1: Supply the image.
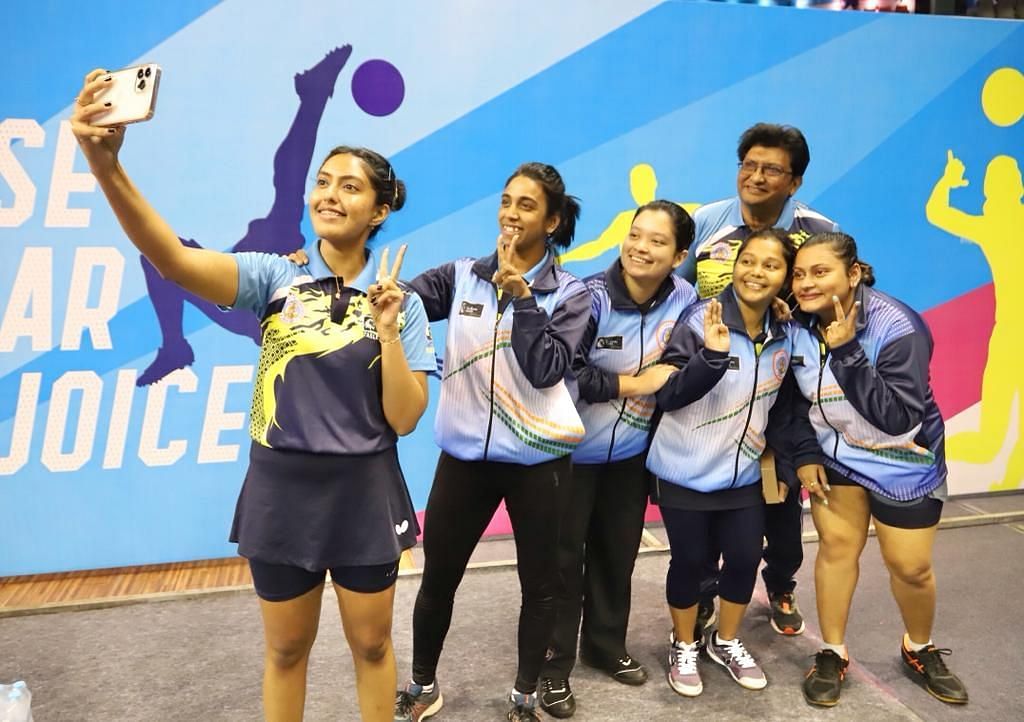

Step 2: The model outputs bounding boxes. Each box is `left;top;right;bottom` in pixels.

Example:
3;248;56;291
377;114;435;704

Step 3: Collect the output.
229;245;436;454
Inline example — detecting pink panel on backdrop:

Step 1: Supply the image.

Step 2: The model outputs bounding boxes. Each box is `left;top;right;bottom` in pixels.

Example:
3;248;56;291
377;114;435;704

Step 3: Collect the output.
922;283;994;420
415;501;515;541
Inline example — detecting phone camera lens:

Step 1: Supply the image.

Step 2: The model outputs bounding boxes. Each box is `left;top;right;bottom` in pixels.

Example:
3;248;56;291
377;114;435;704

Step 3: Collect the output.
137;68;145;79
144;67;152;78
138;79;147;91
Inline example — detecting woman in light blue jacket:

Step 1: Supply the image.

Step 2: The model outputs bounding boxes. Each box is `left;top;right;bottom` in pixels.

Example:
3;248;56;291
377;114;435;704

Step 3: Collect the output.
538;201;697;718
649;228;798;698
789;232;967;708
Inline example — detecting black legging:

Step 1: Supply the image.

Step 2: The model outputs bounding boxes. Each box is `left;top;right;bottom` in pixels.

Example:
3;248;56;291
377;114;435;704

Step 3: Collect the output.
542;454;649;677
661;503;765;609
411;452;571;694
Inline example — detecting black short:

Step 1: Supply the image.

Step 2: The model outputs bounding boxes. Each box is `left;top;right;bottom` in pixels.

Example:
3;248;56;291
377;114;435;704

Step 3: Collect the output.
824;467;942;529
249;559;399;602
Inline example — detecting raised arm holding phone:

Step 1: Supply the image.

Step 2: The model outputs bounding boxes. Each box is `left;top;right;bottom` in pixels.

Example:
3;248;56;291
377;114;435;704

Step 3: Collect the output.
71;66;437;722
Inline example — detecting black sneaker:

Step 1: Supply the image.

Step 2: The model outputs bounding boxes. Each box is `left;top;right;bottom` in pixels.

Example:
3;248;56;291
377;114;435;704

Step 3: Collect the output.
581;652;648;686
901;644;968;704
802;650;848;707
507;691;541;722
694;600;717;647
539;677;575;718
768;591;805;636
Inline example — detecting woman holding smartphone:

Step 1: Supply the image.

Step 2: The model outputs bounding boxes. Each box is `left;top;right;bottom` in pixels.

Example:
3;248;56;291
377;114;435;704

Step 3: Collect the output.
788;232;968;708
72;68;436;722
394;163;590;722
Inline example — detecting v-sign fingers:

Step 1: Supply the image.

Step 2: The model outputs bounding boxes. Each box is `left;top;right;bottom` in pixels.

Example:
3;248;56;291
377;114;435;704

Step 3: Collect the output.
831;295;845;323
497;233;512;263
378;247;390;284
846;300;861;328
389;243;407;281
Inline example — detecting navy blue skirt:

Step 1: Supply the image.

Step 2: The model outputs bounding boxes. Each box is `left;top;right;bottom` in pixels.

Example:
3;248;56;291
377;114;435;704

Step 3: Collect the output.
230;442;420;570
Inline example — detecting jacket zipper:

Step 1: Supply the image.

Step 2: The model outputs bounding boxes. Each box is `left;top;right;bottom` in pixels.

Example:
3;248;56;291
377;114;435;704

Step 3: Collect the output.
730;339;763;487
816;338;841;459
483;292;503;461
607;315;646;463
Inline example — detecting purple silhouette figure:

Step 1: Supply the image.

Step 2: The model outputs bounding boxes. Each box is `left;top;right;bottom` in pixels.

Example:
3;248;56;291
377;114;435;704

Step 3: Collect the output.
137;46;352;386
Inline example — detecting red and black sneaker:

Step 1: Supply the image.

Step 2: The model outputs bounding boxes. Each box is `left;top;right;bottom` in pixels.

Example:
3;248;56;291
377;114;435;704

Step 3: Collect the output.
803;649;848;707
901;643;968;705
768;591;805;636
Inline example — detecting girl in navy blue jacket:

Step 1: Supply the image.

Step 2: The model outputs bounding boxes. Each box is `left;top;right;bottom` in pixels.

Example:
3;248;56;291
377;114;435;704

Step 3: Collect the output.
537;201;697;718
789;232;968;708
648;228;797;698
396;163;591;722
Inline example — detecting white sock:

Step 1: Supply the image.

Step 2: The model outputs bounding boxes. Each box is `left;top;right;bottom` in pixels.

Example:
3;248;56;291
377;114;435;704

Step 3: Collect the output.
904;633;932;652
822;642;848;660
715;632;734;644
419;682;434;693
511;687;532;699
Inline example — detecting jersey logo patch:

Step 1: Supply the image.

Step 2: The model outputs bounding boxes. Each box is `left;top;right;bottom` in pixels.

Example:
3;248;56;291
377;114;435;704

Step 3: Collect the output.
279;293;306;324
728;356;740;370
596;335;623;350
772;349;790;381
655;320;675;350
459;301;484;317
710;240;734;261
362;315;380;340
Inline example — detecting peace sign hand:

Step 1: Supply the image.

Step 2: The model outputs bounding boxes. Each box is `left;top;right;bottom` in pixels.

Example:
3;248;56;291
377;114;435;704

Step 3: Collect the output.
943;149;968;189
369;244;407;342
823;295;859;349
703;299;730;353
492;232;530;299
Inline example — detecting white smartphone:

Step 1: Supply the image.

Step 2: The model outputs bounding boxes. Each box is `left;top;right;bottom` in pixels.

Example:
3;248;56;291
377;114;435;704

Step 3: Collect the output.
92;63;162;127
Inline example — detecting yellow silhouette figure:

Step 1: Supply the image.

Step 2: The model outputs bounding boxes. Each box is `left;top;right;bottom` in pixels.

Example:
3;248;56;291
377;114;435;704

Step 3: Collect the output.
925;67;1024;491
559;163;699;265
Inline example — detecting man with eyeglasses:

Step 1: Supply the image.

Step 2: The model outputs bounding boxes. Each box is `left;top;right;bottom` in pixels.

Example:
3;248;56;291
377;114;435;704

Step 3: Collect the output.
678;122;840;644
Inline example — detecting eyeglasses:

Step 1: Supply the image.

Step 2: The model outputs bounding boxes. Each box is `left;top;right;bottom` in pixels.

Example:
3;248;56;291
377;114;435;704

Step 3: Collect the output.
737;161;793;179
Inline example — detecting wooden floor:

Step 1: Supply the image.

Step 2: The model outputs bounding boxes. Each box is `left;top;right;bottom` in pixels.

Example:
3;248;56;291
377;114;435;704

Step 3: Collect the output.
0;557;253;614
0;549;419;616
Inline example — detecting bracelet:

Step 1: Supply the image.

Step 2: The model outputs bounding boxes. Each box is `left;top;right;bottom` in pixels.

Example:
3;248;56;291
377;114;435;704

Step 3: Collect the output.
379;334;401;345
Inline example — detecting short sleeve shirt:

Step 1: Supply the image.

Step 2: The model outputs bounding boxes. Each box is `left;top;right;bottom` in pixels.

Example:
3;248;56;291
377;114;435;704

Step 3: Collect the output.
691;196;840;299
229;244;435;454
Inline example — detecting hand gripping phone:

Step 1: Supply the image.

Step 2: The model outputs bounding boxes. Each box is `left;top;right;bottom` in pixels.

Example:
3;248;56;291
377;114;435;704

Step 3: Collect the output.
93;63;162;126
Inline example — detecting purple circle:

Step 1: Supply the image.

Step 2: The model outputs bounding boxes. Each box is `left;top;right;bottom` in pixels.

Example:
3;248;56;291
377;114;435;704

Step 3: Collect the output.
351;60;405;117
